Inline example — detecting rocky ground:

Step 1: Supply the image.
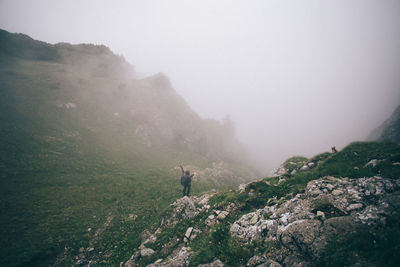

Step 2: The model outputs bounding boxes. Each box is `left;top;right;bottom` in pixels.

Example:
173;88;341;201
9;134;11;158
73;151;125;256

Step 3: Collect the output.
121;143;400;267
230;176;400;266
122;173;400;267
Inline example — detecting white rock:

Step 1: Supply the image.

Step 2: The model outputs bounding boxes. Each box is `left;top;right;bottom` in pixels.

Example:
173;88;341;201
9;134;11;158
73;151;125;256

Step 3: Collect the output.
141;248;155;257
326;184;335;191
347;203;363;211
185;227;193;239
280;212;290;225
217;211;229;220
316;211;326;220
238;183;247;193
332;189;343;196
249;213;259;225
300;165;309;171
308;162;315;168
364;159;380;168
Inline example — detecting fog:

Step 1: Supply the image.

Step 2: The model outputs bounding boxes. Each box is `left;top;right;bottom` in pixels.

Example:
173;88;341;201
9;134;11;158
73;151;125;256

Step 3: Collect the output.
1;0;400;173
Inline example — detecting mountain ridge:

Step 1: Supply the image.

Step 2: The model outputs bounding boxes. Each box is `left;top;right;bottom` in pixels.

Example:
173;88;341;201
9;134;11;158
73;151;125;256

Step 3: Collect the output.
123;141;400;267
0;29;256;266
367;104;400;144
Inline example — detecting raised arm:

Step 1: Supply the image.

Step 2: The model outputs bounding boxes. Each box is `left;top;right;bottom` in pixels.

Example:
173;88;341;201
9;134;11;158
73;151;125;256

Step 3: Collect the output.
180;165;185;175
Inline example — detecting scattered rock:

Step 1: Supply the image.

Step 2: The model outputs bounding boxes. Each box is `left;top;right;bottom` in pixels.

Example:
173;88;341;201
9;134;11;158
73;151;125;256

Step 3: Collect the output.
250;213;259;225
171;196;197;219
300;165;309;171
347;203;363;211
217;211;229;220
198;259;226;267
184;227;193;242
125;174;400;267
255;259;282;267
332;189;343;196
326;184;335;191
140;248;155;257
128;214;137;220
364;159;380;168
247;255;267;266
316;211;326;220
205;214;216;226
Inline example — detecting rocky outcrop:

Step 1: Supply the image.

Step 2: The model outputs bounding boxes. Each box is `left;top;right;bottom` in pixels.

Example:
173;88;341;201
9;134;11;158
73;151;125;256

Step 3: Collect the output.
124;191;217;266
124;174;400;266
230;176;400;266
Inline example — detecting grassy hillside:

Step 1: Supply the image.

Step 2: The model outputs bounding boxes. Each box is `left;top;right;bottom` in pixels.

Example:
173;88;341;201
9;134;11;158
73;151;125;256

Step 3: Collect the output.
0;29;256;266
131;141;400;266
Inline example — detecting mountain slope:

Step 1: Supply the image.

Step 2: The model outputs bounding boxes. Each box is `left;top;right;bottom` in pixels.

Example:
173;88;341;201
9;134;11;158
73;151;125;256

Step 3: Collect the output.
0;29;256;266
126;141;400;267
368;105;400;144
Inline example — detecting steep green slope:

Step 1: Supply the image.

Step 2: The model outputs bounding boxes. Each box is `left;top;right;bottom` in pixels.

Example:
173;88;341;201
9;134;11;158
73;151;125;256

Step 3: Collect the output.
0;29;256;266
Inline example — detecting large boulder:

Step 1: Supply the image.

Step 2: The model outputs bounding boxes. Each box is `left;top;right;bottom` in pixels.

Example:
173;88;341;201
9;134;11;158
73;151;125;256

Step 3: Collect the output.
171;196;197;219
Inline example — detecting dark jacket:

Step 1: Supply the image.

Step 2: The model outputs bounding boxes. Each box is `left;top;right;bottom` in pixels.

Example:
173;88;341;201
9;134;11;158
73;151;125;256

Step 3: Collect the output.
180;165;194;185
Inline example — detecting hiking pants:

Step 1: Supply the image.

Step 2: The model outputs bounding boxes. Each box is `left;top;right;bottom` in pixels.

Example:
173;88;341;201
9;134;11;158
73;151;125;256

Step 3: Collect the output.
183;182;191;196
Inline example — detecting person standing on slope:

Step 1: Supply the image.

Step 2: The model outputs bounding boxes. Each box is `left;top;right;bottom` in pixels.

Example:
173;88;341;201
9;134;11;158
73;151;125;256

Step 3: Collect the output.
180;165;195;197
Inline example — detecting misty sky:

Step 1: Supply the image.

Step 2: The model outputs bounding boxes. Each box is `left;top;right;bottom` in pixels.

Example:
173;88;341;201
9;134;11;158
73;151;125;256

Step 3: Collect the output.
1;0;400;172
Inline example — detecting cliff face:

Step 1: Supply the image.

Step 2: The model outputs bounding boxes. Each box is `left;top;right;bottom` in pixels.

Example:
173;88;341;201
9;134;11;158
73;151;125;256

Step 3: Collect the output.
368;105;400;144
123;142;400;267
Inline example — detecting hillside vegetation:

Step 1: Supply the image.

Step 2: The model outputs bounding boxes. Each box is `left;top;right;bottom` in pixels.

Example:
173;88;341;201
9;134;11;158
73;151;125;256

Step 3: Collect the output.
126;141;400;267
0;29;256;266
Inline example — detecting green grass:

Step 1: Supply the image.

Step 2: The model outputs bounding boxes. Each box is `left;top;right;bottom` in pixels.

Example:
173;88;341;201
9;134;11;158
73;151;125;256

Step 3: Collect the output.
0;51;255;266
282;156;308;174
190;223;252;267
113;141;400;266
